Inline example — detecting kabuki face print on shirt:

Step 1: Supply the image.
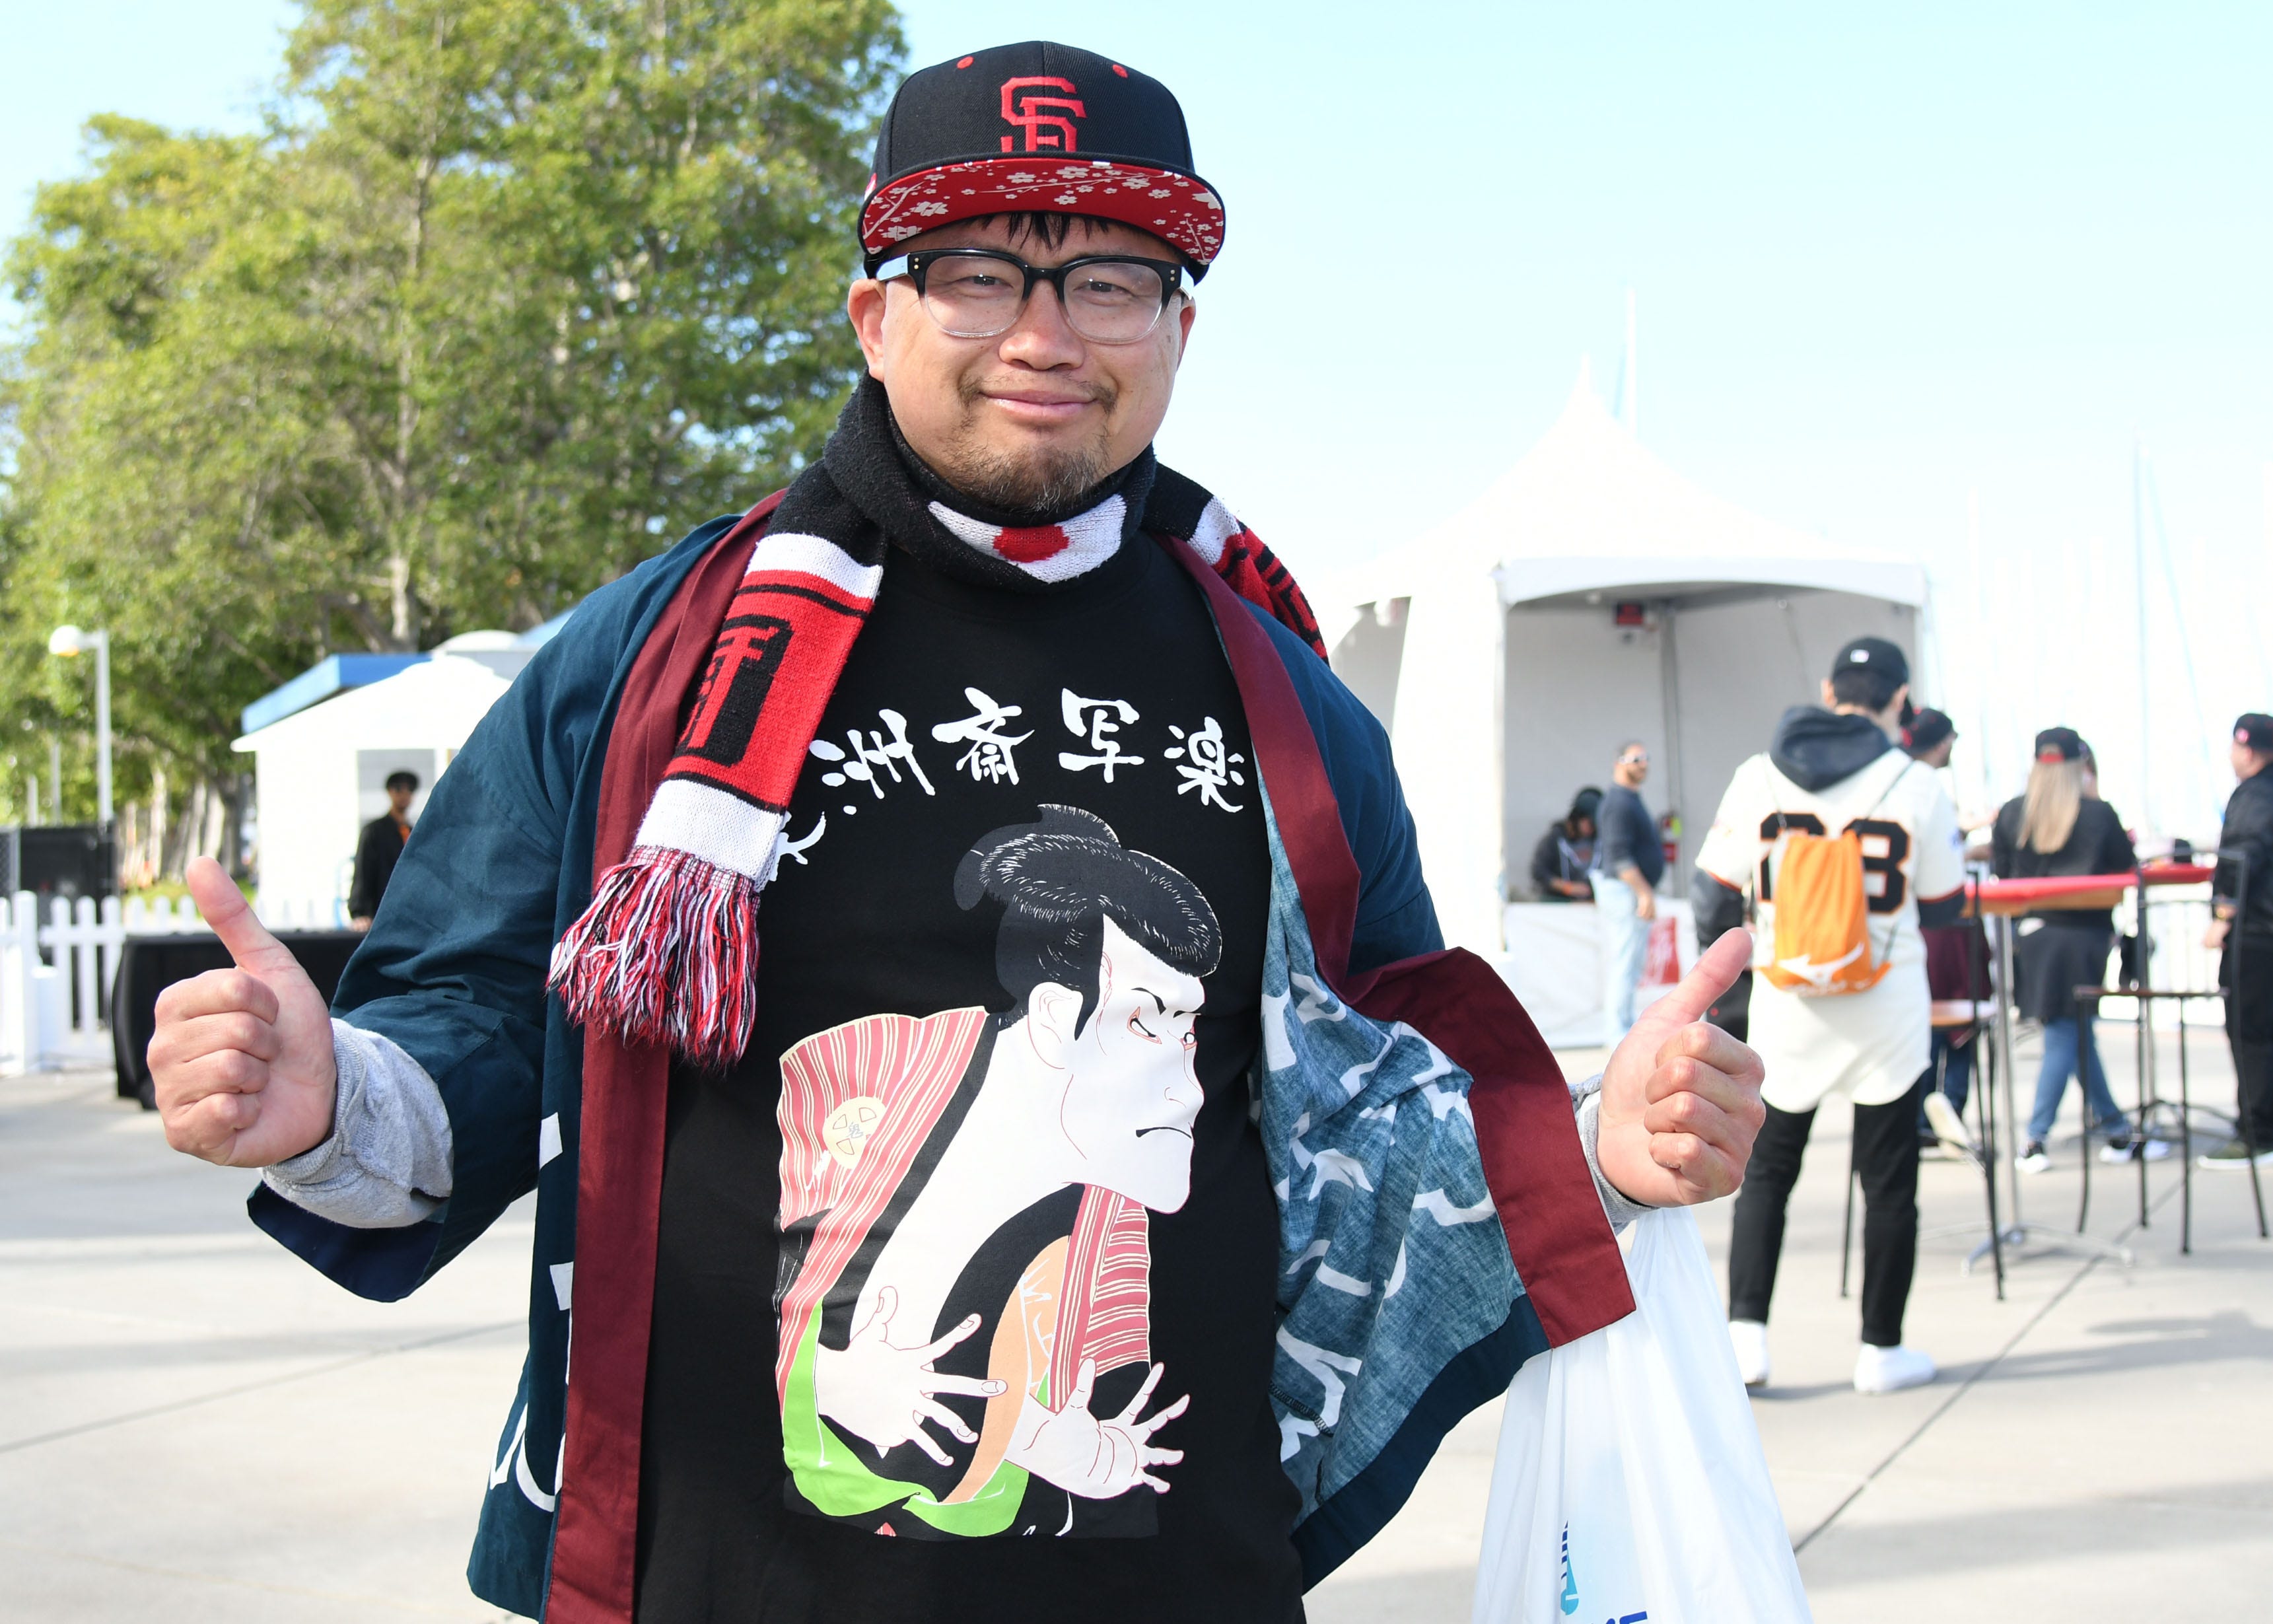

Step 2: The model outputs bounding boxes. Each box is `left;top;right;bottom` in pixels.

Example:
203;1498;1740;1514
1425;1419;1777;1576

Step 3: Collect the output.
773;806;1220;1539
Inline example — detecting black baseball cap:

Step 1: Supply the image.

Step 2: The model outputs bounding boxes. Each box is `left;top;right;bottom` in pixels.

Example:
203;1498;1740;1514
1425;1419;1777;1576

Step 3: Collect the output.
2035;726;2087;763
859;42;1225;277
1832;636;1910;688
2237;714;2273;754
1903;709;1955;755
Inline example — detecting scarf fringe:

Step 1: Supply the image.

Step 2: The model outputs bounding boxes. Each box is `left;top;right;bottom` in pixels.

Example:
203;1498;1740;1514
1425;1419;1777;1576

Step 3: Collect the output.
548;847;760;1069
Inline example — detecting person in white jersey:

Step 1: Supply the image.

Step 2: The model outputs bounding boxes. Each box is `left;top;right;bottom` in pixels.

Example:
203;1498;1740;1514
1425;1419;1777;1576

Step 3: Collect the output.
1693;637;1965;1395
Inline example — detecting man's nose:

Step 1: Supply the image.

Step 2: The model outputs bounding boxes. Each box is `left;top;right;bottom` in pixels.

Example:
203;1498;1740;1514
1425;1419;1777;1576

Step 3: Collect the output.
996;280;1086;369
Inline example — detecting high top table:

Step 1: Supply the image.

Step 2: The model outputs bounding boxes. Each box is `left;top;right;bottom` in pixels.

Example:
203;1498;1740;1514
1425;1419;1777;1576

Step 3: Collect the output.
1958;863;2216;1271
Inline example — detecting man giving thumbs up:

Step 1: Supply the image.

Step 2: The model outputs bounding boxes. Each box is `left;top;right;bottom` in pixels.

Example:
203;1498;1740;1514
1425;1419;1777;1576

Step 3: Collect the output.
140;40;1766;1618
147;857;339;1167
149;857;450;1221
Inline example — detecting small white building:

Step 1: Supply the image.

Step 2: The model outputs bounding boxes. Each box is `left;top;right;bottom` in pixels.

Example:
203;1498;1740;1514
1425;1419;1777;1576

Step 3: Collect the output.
232;634;539;926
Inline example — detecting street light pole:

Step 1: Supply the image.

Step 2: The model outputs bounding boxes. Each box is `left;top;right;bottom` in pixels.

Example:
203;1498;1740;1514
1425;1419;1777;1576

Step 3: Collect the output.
47;625;113;830
93;631;111;830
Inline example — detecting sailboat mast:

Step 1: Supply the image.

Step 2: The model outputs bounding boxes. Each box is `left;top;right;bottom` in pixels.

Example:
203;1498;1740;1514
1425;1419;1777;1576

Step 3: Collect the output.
1623;289;1639;437
2134;439;2152;835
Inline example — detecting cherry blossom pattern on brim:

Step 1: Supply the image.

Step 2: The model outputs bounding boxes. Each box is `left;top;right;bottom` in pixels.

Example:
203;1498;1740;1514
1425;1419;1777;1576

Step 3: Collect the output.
860;157;1224;266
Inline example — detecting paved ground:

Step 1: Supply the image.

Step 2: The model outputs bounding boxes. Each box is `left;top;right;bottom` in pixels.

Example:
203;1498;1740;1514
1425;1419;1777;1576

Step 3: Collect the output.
1312;1024;2273;1621
3;1020;2267;1621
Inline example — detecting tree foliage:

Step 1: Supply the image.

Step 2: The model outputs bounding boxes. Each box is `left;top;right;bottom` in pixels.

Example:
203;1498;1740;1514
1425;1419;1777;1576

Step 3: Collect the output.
0;0;901;859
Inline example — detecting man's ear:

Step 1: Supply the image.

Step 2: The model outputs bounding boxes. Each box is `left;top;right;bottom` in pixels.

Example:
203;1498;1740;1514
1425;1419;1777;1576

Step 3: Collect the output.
847;278;890;379
1820;677;1838;709
1171;294;1197;371
1024;982;1082;1069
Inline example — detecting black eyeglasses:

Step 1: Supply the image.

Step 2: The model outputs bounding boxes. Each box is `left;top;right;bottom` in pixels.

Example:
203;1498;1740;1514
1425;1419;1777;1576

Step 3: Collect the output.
870;248;1187;345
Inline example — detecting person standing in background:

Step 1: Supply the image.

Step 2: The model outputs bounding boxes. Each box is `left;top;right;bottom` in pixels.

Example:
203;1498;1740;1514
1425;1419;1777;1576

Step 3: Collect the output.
1903;710;1984;1152
1993;729;2163;1172
1529;786;1602;901
1696;637;1964;1395
2202;713;2273;1170
347;770;419;930
1592;742;1663;1042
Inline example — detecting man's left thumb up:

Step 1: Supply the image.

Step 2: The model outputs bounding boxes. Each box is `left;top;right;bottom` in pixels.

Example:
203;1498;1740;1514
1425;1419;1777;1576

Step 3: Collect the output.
1628;927;1752;1056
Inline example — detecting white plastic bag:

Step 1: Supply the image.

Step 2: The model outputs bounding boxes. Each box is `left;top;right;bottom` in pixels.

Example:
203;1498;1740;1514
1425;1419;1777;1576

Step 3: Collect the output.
1472;1206;1812;1623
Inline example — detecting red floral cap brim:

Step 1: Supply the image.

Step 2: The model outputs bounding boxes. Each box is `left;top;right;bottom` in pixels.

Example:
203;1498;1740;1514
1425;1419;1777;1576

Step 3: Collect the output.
860;156;1225;269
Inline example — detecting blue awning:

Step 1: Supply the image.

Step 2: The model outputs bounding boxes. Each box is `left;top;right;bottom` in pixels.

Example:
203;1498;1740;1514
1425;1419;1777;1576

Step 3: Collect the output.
240;654;428;734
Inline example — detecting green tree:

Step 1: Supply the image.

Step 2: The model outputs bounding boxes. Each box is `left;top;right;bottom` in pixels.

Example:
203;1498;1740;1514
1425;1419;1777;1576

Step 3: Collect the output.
0;0;901;872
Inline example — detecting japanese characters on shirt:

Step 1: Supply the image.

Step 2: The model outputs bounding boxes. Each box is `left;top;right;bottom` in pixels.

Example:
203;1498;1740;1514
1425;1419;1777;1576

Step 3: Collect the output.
775;686;1250;873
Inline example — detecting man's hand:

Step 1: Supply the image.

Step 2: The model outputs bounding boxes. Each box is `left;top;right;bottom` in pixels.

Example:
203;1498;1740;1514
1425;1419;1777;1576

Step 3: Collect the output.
1596;928;1766;1207
2205;915;2231;952
147;856;337;1168
1621;866;1658;921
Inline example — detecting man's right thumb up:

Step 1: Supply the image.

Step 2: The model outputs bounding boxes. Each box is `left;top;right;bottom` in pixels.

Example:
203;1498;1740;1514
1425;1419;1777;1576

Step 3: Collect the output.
147;857;339;1168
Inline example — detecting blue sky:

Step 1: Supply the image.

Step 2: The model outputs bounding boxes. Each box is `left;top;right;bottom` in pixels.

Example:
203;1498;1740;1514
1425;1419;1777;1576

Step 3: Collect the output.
6;2;2270;830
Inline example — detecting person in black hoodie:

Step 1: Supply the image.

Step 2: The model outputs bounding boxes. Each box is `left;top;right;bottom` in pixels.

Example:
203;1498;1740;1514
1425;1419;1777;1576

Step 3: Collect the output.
2200;713;2273;1170
1527;787;1601;901
1695;637;1965;1395
1992;728;2162;1172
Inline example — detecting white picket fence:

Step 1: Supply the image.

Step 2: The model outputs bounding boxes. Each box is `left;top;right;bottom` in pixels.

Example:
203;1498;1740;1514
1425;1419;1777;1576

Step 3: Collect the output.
1;891;350;1075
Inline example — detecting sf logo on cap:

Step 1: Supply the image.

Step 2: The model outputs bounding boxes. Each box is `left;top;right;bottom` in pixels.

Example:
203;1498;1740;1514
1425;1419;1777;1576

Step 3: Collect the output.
1000;75;1085;153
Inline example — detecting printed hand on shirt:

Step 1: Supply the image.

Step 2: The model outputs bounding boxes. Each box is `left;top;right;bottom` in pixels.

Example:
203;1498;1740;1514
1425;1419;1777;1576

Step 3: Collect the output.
1006;1359;1187;1498
814;1287;1007;1465
147;857;339;1168
1595;928;1768;1207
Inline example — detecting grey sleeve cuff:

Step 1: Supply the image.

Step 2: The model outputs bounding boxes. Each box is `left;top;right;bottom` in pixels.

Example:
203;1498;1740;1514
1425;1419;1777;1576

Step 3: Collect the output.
1570;1071;1654;1231
262;1020;454;1229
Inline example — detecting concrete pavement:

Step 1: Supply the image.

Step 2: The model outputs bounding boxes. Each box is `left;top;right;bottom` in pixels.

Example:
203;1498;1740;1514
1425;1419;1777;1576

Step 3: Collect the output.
3;1018;2266;1621
1311;1024;2273;1621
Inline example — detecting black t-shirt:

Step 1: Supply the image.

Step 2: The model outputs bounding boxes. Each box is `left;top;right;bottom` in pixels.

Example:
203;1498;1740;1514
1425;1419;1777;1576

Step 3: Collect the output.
636;534;1302;1621
1597;784;1662;887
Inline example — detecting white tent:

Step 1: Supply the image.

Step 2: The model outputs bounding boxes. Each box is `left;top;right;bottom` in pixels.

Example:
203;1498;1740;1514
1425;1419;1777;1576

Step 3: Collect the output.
1325;367;1927;1040
232;643;533;925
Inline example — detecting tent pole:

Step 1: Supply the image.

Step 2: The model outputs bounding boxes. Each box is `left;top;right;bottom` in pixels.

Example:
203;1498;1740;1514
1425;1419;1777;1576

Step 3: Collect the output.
1659;600;1684;898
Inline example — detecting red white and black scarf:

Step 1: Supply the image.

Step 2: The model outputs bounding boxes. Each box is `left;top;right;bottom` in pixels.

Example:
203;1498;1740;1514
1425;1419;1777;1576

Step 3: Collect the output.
548;378;1322;1065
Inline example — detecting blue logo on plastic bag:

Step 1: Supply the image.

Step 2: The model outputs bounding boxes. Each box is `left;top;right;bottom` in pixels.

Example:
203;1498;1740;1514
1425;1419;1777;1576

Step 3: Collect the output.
1559;1522;1648;1623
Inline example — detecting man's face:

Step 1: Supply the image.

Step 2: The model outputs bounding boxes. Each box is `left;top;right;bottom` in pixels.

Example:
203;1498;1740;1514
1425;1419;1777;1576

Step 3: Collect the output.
2233;740;2271;781
846;215;1196;511
1047;917;1205;1213
1922;739;1955;770
388;785;415;817
1615;748;1649;787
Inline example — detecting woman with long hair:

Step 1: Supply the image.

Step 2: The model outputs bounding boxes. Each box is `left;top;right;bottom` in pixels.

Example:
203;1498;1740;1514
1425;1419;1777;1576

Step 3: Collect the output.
1992;728;2165;1171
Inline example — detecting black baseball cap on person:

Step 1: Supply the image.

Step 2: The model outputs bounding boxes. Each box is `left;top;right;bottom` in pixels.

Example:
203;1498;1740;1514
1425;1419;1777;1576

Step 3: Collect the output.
1832;636;1910;688
1831;635;1915;724
2035;726;2087;763
1903;709;1955;755
858;42;1225;277
2236;714;2273;754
